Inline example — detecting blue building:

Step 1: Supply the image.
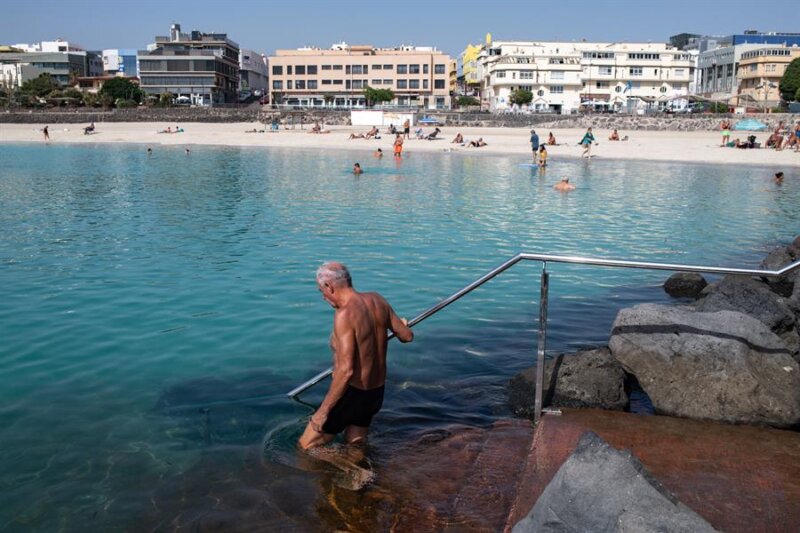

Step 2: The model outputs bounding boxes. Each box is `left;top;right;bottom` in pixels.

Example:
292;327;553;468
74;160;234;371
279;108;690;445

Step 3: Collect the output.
102;48;138;76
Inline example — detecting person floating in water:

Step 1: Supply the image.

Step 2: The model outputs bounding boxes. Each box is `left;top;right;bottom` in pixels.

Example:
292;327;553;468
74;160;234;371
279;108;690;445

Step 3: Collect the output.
353;163;363;175
147;147;152;155
374;148;383;158
298;262;414;449
553;176;575;191
775;171;784;183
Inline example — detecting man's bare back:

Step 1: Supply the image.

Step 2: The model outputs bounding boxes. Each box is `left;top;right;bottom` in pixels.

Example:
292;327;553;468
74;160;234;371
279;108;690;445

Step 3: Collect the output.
299;262;413;450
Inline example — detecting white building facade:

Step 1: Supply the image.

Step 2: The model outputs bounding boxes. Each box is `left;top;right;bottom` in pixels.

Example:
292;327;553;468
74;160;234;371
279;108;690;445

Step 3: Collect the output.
478;41;694;113
239;49;268;96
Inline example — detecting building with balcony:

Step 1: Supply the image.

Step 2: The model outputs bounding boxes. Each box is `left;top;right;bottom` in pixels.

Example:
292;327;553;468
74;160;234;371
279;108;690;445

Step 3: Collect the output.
239;49;268;96
137;23;240;105
459;42;483;96
736;46;800;107
697;31;800;100
477;39;693;113
268;43;452;109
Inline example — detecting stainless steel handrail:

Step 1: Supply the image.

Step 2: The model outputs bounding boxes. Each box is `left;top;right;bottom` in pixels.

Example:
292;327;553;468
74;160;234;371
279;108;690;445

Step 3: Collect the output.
287;253;800;408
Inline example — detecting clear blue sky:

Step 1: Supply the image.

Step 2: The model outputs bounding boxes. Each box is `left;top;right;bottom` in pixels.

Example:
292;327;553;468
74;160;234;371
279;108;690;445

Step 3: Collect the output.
1;0;796;57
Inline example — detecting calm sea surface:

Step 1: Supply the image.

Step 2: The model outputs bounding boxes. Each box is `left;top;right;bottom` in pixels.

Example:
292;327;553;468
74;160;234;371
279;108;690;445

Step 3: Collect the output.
0;143;797;530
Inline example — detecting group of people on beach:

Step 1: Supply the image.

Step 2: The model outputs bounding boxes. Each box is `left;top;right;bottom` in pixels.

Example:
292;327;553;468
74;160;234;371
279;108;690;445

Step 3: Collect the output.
722;119;800;152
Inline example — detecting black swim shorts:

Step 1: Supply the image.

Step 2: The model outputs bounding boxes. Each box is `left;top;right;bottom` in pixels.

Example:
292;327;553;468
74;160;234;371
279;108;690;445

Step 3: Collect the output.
321;385;385;435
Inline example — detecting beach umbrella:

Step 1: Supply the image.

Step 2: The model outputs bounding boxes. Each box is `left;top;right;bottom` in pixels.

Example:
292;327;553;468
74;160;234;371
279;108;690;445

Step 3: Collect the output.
733;119;768;131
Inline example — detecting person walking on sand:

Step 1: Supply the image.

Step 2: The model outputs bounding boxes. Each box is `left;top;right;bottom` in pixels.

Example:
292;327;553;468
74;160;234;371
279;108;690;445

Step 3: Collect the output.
530;129;540;164
402;118;410;140
393;133;404;157
580;128;596;158
298;262;413;450
43;125;50;141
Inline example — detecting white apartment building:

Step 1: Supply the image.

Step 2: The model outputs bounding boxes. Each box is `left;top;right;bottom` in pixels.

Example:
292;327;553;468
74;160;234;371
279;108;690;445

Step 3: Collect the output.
478;41;694;113
239;48;268;96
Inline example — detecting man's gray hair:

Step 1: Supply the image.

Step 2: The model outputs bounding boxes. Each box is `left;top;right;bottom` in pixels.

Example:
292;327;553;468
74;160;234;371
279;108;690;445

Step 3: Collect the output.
316;262;352;287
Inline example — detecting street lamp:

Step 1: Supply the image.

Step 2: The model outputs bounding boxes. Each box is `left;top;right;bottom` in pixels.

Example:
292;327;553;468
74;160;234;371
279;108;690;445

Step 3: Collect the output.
756;81;778;112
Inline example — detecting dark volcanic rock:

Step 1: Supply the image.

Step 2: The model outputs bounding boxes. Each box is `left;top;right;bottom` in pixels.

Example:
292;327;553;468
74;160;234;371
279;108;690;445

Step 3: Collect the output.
512;432;716;533
696;275;795;334
609;303;800;428
664;272;707;298
760;241;800;297
509;347;627;417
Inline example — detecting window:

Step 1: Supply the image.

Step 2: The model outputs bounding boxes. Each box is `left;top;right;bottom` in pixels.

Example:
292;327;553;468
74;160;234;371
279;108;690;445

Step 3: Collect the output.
628;53;660;60
383;79;393;85
296;65;306;75
272;65;283;75
423;64;429;74
397;79;407;89
351;80;364;89
537;89;545;96
595;81;608;88
332;65;343;70
675;68;685;76
409;64;420;74
435;97;445;108
322;80;332;85
346;65;350;74
373;64;382;70
615;85;622;92
397;64;408;74
766;64;776;72
295;80;305;89
410;79;420;89
630;67;643;76
308;65;317;75
308;80;318;89
287;66;292;75
520;71;533;79
167;60;190;71
383;64;393;69
434;64;446;74
287;80;293;89
551;85;564;93
496;71;506;78
659;86;667;93
322;65;332;70
372;79;382;85
598;66;612;75
273;80;282;90
434;79;445;89
582;51;614;59
351;65;365;74
332;80;343;85
423;79;428;89
550;71;564;80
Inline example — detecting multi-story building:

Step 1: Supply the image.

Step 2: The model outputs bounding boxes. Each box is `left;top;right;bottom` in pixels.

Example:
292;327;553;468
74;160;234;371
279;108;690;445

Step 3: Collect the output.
1;39;102;88
239;48;268;97
736;46;800;107
102;49;138;76
137;23;240;105
477;39;693;113
268;42;452;109
459;42;483;96
697;31;800;99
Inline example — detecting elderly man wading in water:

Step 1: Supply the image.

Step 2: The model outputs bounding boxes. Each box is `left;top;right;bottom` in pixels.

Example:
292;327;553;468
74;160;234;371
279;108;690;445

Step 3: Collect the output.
298;262;414;450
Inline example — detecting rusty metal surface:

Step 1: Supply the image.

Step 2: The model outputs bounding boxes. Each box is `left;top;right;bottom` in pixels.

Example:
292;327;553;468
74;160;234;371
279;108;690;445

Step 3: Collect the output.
506;409;800;533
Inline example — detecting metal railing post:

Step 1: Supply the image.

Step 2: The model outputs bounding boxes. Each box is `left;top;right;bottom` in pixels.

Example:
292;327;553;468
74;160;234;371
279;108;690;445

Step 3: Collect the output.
534;263;549;424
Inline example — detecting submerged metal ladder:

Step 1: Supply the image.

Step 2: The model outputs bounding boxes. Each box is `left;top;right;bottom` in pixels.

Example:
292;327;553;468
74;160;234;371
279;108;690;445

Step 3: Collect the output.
287;252;800;423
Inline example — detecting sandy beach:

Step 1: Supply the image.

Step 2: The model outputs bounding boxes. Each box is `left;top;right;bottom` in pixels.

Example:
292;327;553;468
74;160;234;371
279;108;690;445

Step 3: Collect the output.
2;122;799;167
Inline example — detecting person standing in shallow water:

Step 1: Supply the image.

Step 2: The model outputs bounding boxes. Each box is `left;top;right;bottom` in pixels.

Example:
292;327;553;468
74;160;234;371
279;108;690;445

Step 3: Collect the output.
298;262;414;449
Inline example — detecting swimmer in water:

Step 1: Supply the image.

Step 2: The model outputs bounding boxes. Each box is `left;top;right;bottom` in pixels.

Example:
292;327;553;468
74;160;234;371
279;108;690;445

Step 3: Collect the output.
553;176;575;191
353;163;363;175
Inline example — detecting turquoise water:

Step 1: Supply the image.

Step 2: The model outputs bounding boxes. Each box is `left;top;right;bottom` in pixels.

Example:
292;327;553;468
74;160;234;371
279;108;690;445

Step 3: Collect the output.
1;143;798;530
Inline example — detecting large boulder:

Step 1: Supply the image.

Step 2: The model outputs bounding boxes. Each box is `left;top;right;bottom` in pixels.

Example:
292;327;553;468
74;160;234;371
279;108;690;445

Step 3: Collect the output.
760;240;800;297
609;304;800;428
664;272;707;299
512;432;717;533
696;275;795;334
509;348;627;417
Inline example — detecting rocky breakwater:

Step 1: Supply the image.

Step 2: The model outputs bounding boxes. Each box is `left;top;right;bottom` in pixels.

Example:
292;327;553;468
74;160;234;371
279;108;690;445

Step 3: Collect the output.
510;236;800;429
610;236;800;428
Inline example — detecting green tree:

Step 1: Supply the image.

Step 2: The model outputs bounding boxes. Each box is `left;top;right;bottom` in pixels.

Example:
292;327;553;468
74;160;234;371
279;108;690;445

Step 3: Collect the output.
20;73;61;97
99;77;143;104
509;88;533;106
363;86;395;106
796;87;800;102
158;92;174;107
456;95;480;107
780;57;800;101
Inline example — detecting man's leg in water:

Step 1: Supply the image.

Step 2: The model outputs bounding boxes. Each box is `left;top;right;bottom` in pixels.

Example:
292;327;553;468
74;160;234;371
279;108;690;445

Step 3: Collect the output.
344;425;369;445
298;422;335;450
